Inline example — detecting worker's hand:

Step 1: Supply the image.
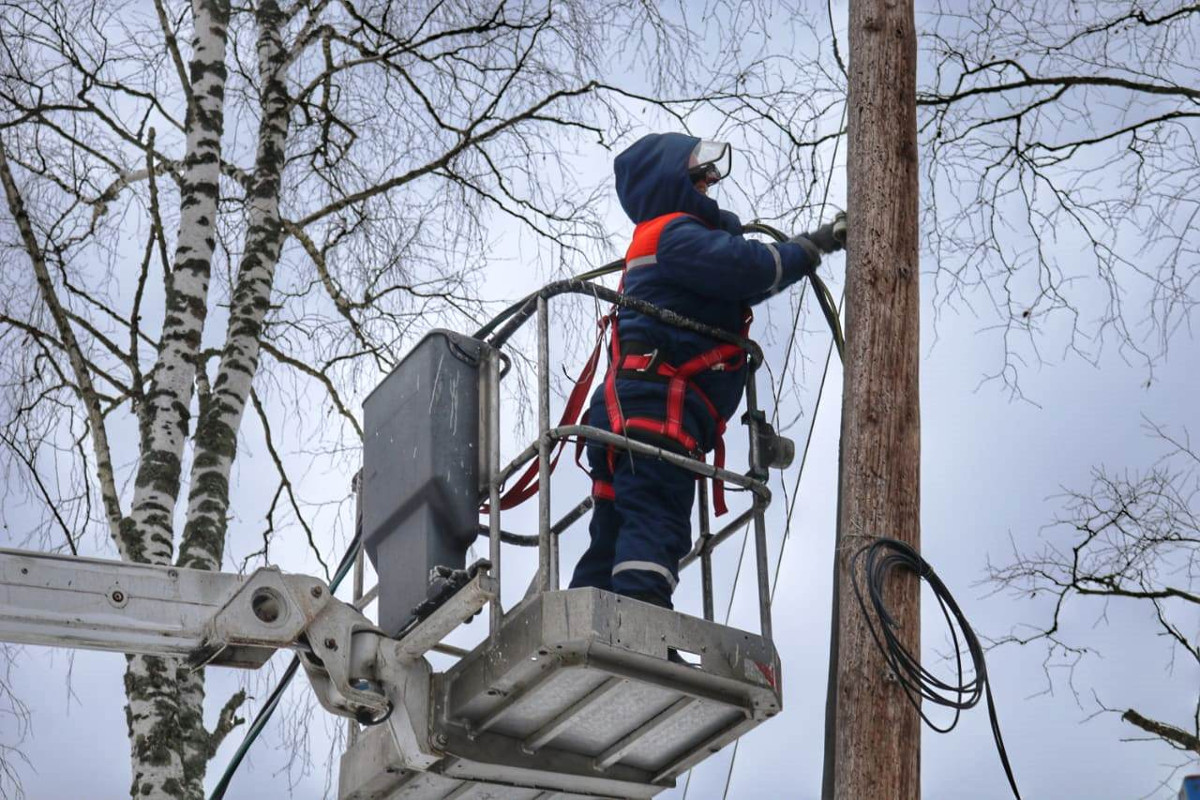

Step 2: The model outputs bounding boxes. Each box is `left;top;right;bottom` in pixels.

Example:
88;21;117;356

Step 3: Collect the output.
797;211;846;254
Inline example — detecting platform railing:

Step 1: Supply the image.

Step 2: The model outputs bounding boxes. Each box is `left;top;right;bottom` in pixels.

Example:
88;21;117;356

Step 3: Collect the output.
478;281;775;643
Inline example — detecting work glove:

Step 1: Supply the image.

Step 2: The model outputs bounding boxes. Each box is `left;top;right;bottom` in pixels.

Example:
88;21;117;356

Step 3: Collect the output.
794;211;847;254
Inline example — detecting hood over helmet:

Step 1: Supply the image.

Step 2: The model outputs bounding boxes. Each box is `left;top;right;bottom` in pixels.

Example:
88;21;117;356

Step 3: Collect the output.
614;133;723;227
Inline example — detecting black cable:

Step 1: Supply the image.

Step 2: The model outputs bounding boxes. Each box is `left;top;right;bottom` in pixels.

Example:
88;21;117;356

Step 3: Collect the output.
471;259;624;341
571;259;626;282
742;221;845;361
850;537;1022;799
208;656;300;800
481;279;763;363
475;495;594;547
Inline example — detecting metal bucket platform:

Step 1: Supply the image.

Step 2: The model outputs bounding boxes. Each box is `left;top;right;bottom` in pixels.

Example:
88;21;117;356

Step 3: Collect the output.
340;290;787;800
340;588;780;800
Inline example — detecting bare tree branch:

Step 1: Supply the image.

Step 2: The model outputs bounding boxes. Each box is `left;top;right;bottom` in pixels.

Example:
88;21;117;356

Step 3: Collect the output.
0;145;124;547
989;421;1200;758
1122;709;1200;756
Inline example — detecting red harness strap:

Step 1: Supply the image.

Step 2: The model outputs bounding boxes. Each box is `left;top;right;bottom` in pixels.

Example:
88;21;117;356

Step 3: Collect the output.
592;478;615;501
489;211;752;517
482;315;610;512
604;336;744;515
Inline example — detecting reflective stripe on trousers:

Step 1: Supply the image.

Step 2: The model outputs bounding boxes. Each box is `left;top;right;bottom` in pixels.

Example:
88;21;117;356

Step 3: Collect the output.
612;560;679;590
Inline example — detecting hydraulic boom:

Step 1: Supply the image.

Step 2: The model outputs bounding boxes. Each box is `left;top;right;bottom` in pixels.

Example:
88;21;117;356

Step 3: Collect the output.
0;546;490;726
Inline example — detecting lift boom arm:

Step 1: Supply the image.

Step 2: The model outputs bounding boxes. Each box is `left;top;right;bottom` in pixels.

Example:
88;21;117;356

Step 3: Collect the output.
0;546;392;722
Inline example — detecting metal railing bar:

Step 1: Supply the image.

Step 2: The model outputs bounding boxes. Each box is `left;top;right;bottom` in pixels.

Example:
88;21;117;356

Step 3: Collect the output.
679;507;757;571
485;281;763;367
549;426;771;500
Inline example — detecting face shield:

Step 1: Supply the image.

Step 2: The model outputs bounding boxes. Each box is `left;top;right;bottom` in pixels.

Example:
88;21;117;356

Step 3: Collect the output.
687;139;733;185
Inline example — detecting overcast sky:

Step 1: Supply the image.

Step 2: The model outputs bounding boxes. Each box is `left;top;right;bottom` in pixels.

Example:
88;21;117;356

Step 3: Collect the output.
3;0;1198;798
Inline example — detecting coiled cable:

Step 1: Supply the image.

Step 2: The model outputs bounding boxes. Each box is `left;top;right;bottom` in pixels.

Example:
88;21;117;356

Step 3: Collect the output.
850;537;1022;799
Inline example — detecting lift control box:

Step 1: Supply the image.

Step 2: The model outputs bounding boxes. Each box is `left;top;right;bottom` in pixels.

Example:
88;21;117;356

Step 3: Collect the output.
362;329;494;635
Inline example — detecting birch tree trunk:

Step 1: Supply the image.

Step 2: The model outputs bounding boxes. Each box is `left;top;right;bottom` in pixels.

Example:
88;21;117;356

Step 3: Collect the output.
175;1;288;792
123;0;229;795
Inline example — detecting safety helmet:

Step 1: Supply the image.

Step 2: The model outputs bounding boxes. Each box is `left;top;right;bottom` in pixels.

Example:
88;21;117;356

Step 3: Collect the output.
687;139;732;185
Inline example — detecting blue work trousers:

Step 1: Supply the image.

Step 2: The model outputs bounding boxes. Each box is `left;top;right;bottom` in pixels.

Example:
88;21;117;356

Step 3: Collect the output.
568;444;696;608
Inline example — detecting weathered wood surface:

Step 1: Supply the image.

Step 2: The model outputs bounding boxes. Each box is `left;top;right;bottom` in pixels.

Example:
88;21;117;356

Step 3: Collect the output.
828;0;922;798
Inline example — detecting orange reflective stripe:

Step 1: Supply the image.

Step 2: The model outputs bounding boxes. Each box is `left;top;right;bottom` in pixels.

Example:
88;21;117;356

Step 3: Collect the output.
625;212;693;264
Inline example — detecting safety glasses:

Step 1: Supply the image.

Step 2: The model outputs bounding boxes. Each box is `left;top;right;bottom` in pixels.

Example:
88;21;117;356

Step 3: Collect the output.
687;139;732;185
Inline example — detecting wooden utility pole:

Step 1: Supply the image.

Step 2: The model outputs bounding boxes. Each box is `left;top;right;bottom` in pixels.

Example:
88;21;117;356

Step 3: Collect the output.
823;0;921;799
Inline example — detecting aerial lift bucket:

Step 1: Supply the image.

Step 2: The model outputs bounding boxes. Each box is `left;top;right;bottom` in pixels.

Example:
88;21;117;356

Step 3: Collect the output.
345;284;786;799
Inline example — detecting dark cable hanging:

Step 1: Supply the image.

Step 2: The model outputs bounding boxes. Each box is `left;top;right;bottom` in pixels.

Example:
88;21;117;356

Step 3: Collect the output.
850;537;1022;799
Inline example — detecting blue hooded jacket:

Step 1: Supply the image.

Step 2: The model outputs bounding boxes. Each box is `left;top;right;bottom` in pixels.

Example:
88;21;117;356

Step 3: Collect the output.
590;133;818;451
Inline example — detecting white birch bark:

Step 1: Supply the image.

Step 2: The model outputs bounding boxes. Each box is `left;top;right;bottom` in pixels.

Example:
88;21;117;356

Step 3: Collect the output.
124;0;229;795
178;0;287;573
123;0;229;566
175;1;289;793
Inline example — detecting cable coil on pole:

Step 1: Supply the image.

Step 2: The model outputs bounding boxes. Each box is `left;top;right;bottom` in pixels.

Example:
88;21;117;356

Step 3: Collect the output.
850;537;1022;799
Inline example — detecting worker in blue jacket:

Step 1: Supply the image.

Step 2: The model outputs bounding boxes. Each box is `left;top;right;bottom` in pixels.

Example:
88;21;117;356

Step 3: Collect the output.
569;132;845;611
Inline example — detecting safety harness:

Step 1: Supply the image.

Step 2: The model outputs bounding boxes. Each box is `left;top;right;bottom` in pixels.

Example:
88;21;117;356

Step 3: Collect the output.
595;211;750;517
487;212;750;517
